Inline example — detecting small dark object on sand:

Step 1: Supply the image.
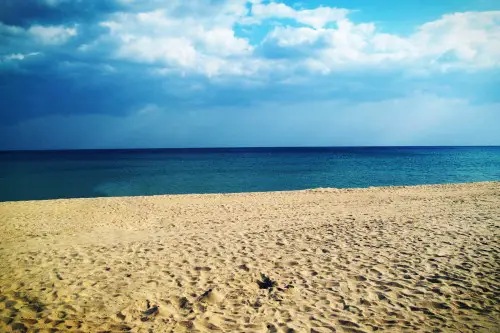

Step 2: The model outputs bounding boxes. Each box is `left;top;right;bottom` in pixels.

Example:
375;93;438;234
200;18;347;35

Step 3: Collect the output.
143;305;159;316
141;303;159;321
197;289;212;301
179;297;190;309
257;273;277;290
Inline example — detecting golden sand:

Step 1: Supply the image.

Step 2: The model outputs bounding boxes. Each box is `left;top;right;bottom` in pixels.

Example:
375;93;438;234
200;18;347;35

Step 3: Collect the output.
0;182;499;332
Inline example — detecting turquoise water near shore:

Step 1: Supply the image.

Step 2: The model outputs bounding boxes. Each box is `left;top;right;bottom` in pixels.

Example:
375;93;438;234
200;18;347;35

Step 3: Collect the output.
0;147;499;201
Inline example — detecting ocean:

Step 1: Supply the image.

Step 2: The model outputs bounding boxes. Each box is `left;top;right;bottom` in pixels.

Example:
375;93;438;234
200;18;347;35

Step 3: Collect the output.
0;147;499;201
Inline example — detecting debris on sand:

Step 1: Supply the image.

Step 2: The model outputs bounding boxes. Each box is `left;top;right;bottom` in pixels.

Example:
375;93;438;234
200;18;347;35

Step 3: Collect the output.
257;273;277;290
140;301;159;321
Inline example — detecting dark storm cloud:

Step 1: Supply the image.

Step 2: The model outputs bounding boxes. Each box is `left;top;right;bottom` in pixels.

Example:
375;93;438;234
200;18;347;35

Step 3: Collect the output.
0;0;236;28
0;0;125;27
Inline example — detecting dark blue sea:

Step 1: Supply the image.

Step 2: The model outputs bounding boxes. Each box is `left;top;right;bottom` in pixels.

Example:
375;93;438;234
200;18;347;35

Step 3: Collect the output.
0;147;499;201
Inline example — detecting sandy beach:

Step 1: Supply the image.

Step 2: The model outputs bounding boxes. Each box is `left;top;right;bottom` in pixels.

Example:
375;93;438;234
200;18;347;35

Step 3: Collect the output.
0;182;499;333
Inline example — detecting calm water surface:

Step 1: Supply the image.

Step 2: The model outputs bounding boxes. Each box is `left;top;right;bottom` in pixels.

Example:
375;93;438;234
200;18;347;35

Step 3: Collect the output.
0;147;499;201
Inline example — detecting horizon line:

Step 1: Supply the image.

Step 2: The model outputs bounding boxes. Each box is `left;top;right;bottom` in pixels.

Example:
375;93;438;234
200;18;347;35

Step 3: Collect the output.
1;145;500;153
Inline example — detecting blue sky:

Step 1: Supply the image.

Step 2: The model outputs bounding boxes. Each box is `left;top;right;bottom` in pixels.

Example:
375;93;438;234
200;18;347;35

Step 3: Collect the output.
1;0;499;149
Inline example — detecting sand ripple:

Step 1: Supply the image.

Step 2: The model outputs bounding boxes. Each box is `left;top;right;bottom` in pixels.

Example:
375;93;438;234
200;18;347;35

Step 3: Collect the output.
0;182;499;332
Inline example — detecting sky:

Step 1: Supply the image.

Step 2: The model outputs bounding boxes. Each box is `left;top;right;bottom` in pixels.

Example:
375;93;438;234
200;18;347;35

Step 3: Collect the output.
0;0;499;150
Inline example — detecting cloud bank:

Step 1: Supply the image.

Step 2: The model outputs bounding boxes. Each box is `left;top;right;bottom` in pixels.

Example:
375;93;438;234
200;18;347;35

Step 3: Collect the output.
0;0;499;149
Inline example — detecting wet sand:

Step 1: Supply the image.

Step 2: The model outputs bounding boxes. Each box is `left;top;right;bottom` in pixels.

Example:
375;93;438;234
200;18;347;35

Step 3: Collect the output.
0;182;499;332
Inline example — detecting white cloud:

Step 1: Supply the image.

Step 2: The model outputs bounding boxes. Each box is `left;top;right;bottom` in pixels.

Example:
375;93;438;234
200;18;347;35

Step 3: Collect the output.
265;26;321;47
262;10;500;73
411;11;500;70
4;1;494;78
251;2;349;29
98;3;257;76
115;36;198;67
1;52;40;62
0;22;25;35
95;1;499;78
28;25;77;45
202;28;253;56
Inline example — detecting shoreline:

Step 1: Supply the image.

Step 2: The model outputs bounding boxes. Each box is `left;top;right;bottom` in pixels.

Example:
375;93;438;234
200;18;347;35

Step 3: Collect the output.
1;180;498;204
1;181;499;332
